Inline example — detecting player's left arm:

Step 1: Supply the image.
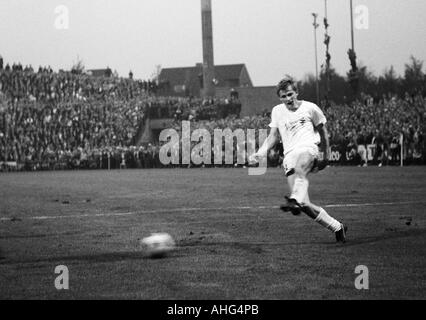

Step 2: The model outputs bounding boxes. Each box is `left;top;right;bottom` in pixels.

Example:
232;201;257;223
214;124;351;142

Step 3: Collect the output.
314;123;330;171
316;123;330;161
311;103;329;170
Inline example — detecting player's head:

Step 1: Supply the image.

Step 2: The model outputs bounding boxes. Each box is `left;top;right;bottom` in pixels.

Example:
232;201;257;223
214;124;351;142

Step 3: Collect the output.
276;76;299;109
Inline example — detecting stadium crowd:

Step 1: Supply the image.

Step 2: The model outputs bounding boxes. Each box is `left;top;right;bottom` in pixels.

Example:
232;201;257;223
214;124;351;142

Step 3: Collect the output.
146;95;241;121
0;62;158;101
0;60;425;171
326;92;425;166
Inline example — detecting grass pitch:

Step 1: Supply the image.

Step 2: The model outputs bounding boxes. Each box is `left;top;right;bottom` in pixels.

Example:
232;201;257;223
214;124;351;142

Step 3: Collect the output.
0;166;425;299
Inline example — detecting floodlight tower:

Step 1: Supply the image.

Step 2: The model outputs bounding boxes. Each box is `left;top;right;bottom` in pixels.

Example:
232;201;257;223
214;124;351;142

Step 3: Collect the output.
201;0;216;98
312;13;320;105
324;0;331;108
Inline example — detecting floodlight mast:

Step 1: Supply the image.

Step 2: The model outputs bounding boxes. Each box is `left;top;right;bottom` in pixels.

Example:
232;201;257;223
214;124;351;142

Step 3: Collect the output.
312;13;320;105
324;0;331;108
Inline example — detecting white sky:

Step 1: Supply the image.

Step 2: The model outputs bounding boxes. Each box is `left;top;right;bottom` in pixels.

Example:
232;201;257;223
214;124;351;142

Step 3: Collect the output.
0;0;425;86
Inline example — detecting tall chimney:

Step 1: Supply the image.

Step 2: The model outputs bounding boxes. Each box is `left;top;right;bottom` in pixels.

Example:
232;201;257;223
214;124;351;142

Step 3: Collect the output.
201;0;215;97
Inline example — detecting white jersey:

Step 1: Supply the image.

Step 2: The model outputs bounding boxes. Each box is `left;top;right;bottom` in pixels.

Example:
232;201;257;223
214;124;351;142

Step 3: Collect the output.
269;100;326;155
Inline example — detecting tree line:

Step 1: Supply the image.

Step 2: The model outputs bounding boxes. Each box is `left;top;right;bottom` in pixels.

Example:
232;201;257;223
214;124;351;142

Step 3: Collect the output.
299;55;425;105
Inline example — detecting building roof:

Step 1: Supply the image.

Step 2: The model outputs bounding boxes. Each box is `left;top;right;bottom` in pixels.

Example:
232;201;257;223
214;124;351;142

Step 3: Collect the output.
159;66;199;87
159;63;251;88
214;64;245;82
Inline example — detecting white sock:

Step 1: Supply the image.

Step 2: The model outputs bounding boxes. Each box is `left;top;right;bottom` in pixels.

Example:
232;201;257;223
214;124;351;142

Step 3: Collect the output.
291;177;309;204
314;208;342;232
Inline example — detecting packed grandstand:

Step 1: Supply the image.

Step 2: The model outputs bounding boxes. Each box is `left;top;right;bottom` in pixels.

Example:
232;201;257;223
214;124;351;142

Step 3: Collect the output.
0;60;425;171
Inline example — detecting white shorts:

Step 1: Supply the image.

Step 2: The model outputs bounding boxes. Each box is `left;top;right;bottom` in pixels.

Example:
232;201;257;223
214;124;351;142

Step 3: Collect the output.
283;146;319;176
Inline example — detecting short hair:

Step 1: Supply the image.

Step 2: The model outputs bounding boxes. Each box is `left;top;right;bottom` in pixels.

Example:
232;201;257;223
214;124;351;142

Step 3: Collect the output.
276;75;298;96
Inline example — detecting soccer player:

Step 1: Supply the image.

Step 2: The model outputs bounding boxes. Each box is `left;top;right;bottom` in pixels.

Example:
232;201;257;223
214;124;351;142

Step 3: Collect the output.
250;76;347;243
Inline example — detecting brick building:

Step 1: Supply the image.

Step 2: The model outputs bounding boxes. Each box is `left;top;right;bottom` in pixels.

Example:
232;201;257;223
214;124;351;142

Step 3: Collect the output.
158;63;253;97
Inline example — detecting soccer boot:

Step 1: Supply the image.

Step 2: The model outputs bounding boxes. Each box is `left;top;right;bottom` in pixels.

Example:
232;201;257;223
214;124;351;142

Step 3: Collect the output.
280;196;302;216
335;224;348;243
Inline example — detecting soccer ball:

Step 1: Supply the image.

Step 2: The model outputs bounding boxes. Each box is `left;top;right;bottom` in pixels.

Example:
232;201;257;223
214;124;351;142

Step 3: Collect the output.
140;233;176;258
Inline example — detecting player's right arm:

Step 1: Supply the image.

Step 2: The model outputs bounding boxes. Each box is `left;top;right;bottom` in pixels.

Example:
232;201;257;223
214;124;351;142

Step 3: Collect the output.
249;127;280;163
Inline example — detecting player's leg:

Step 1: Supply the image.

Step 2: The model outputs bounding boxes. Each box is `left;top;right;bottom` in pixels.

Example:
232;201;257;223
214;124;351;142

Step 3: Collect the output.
289;150;314;204
281;150;313;215
282;173;302;215
300;192;317;219
280;149;303;215
284;150;347;241
302;193;344;233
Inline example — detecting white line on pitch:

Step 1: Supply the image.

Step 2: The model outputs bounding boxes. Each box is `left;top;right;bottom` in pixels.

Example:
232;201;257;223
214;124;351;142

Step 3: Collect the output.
324;201;426;208
0;200;425;222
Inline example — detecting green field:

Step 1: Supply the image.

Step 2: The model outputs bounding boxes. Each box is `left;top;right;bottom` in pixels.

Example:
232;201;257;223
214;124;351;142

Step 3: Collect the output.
1;167;426;299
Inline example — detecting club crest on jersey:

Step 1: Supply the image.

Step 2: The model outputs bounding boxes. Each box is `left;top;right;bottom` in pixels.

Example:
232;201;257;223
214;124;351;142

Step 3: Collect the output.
286;117;307;131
